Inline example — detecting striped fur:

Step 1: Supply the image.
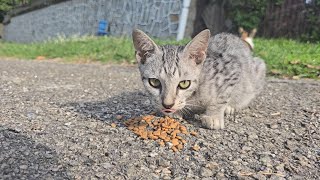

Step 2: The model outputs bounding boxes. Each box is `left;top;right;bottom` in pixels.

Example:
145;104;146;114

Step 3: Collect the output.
132;29;266;129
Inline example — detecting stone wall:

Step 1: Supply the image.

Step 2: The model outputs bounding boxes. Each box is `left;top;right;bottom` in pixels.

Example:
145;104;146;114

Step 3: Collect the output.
4;0;182;43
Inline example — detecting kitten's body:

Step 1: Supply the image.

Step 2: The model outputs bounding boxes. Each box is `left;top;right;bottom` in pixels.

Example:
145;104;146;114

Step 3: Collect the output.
132;29;266;129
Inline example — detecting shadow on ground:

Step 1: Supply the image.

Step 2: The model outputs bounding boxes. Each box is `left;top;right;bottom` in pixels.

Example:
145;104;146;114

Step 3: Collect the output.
0;126;69;179
62;91;155;123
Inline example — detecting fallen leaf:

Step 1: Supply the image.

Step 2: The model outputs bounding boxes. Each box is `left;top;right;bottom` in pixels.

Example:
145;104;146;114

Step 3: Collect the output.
292;76;300;80
36;56;46;60
306;64;320;70
290;60;300;65
192;144;200;151
111;123;117;128
270;69;281;75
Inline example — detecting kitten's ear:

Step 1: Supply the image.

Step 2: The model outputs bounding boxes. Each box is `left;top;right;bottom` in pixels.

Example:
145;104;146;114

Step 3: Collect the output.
249;28;257;38
132;29;159;64
238;27;244;34
183;29;210;65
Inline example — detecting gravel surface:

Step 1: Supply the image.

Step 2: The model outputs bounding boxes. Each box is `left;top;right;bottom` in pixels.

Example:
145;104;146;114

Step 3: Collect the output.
0;59;319;179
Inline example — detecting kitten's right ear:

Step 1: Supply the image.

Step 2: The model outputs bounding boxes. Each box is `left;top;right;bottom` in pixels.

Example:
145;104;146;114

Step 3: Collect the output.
183;29;210;65
132;29;159;64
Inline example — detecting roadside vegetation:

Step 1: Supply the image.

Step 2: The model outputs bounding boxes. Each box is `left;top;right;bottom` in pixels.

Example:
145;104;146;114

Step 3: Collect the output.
0;36;319;79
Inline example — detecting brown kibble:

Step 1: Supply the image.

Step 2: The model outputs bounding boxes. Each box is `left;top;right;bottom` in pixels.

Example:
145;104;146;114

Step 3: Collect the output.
158;140;165;147
192;144;200;151
181;130;188;135
111;123;117;128
159;134;166;140
172;146;178;152
160;131;167;136
159;118;165;123
169;122;178;129
179;125;187;132
171;138;179;146
177;143;183;150
141;131;148;139
164;136;171;142
150;135;158;140
190;131;198;136
153;121;159;126
172;133;176;139
126;115;192;151
171;129;180;135
153;130;161;136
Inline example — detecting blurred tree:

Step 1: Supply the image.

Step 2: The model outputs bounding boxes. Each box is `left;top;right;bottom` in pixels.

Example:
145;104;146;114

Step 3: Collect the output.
226;0;269;31
192;0;272;37
0;0;12;12
1;0;32;22
303;0;320;41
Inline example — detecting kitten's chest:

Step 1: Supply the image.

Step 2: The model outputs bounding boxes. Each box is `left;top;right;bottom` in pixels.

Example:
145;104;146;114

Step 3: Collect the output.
187;90;208;111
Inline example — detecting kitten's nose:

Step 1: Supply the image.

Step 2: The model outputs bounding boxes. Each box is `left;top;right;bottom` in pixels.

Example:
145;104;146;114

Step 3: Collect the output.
162;102;174;109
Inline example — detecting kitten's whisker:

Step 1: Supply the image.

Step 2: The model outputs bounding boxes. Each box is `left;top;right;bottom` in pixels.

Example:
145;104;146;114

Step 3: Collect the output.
182;107;192;116
180;108;188;117
185;103;203;108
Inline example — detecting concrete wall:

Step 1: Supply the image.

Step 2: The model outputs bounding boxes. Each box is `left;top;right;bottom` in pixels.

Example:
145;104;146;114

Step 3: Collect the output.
4;0;182;43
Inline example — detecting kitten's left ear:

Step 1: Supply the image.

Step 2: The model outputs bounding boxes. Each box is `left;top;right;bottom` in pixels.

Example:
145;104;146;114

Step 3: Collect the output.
132;29;159;64
184;29;210;65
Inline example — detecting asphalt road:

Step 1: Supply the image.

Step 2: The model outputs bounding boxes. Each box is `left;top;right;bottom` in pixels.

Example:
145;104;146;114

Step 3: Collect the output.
0;59;319;179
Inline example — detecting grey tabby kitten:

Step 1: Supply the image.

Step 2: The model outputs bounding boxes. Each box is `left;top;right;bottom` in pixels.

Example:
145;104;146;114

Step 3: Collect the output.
132;29;266;129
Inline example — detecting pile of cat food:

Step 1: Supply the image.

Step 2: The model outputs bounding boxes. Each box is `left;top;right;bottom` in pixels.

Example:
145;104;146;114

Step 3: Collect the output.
124;115;197;152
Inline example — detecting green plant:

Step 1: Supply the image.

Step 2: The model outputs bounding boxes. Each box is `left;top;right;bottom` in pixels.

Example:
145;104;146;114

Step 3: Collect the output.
226;0;269;30
0;36;319;79
302;1;320;42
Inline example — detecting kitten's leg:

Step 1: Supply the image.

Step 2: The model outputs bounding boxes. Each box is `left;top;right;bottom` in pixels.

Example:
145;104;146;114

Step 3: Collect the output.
201;104;226;129
174;112;183;120
224;105;235;116
168;111;183;120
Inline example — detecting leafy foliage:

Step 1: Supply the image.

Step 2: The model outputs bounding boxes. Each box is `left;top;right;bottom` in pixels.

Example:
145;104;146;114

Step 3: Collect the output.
302;1;320;42
225;0;269;30
0;0;32;22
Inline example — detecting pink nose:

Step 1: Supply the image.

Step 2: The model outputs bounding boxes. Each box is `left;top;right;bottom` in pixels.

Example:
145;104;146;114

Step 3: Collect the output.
162;102;174;109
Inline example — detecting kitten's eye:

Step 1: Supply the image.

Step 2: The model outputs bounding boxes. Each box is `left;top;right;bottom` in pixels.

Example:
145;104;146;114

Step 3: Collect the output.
148;78;161;88
178;80;191;89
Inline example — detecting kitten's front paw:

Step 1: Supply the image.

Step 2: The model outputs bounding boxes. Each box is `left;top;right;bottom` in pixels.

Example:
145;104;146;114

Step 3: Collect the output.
200;115;224;130
173;112;183;120
224;106;235;116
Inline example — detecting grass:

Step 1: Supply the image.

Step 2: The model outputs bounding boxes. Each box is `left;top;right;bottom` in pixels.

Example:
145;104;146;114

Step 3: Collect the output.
254;38;320;79
0;36;319;78
0;36;190;63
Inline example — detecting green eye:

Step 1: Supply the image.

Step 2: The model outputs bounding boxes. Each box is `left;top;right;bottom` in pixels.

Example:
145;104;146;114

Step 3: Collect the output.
178;80;191;89
148;78;161;88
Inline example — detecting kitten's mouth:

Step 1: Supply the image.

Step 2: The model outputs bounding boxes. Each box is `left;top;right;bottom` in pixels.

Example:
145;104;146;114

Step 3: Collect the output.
161;109;176;114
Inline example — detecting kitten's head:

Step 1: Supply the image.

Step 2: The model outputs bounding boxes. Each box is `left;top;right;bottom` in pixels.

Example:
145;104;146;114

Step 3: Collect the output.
132;29;210;115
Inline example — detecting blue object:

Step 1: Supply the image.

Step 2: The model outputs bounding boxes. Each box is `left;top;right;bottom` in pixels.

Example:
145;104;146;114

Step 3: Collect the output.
97;20;108;36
